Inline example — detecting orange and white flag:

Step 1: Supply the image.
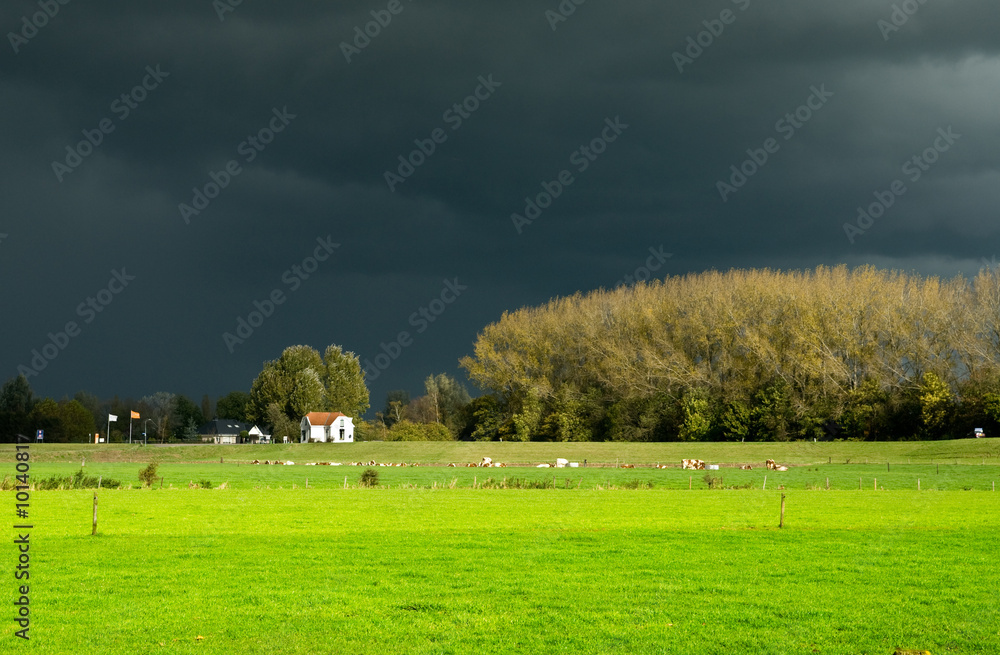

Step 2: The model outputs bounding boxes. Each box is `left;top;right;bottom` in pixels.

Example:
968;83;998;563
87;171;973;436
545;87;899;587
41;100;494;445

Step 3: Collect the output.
131;410;140;419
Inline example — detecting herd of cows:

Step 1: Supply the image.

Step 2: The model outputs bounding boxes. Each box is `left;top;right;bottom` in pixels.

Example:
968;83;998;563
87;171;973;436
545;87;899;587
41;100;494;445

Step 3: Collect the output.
680;458;788;471
248;457;791;470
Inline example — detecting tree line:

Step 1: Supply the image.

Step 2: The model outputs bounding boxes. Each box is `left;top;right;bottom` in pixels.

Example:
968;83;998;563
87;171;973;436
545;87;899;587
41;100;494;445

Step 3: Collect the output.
0;375;236;443
459;265;1000;441
9;264;998;444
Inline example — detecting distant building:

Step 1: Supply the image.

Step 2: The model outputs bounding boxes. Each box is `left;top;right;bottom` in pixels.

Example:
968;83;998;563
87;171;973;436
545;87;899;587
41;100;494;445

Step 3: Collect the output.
198;420;270;444
248;425;271;444
300;412;354;443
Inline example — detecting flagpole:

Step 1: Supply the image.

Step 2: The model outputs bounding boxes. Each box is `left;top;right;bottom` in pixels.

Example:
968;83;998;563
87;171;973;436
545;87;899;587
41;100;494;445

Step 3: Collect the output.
129;415;133;444
106;416;110;444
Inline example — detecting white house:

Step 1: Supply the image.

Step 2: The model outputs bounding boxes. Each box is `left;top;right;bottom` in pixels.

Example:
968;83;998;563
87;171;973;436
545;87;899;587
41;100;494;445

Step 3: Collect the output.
300;412;355;443
248;425;271;444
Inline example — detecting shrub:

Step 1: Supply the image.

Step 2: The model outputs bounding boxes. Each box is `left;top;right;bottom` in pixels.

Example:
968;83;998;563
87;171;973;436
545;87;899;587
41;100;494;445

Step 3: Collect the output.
34;470;120;490
359;468;379;487
385;420;454;441
703;474;723;489
198;479;214;489
138;462;160;487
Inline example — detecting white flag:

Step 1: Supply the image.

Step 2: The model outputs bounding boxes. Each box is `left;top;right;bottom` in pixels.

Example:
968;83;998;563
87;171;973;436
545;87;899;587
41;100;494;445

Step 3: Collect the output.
108;414;118;422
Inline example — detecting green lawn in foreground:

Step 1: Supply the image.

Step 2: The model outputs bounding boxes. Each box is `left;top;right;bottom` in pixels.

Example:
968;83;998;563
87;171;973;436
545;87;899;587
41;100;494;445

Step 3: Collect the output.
3;489;999;654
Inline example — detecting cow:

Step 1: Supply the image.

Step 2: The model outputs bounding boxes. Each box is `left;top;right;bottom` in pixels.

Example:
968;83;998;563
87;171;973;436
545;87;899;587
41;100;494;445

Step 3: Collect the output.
447;463;457;467
681;459;706;470
536;463;551;468
765;459;789;471
739;464;753;470
251;460;261;465
481;457;493;468
620;463;635;469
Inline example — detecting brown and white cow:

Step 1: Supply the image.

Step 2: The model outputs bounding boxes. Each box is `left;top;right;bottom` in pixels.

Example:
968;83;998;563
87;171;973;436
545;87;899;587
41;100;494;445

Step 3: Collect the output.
681;459;706;470
739;464;752;470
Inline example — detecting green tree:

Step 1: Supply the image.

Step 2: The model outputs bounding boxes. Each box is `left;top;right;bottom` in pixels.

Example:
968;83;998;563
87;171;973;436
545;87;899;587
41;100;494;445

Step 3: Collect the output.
289;368;325;418
0;374;34;441
250;344;370;429
59;399;97;442
678;391;712;441
383;390;410;427
919;372;953;438
424;373;472;435
172;396;204;440
323;345;370;418
216;391;252;422
721;400;753;441
267;402;299;443
181;418;200;442
464;395;506;441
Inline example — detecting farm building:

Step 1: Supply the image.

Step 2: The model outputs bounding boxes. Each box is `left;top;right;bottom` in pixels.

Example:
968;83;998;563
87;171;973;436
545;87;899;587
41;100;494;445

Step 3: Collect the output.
300;412;355;443
198;419;252;444
198;420;271;444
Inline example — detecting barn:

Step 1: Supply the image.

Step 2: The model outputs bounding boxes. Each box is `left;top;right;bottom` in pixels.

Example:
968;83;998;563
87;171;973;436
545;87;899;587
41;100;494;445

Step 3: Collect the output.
300;412;355;443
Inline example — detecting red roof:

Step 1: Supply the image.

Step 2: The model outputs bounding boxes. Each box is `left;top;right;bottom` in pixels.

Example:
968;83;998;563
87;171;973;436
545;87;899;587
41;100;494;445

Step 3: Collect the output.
303;412;348;426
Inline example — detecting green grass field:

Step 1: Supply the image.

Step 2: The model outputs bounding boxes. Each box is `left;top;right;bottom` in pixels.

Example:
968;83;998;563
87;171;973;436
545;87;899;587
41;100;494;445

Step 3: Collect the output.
4;441;1000;653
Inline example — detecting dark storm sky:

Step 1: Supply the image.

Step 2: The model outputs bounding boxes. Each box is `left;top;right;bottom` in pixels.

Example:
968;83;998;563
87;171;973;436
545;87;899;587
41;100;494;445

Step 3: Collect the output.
2;0;998;413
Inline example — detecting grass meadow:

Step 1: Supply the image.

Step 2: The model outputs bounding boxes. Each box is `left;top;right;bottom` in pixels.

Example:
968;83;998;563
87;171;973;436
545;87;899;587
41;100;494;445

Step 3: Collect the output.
3;441;1000;653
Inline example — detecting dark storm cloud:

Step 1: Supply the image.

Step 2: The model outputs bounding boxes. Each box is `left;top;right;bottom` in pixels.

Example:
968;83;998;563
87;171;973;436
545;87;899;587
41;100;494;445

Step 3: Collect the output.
2;0;999;410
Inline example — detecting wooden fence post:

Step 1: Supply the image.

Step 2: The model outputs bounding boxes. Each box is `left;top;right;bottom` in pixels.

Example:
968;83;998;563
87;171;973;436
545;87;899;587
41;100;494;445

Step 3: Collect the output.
779;494;786;528
859;477;862;490
762;475;767;490
826;477;829;490
92;492;98;536
874;477;877;490
918;479;921;491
